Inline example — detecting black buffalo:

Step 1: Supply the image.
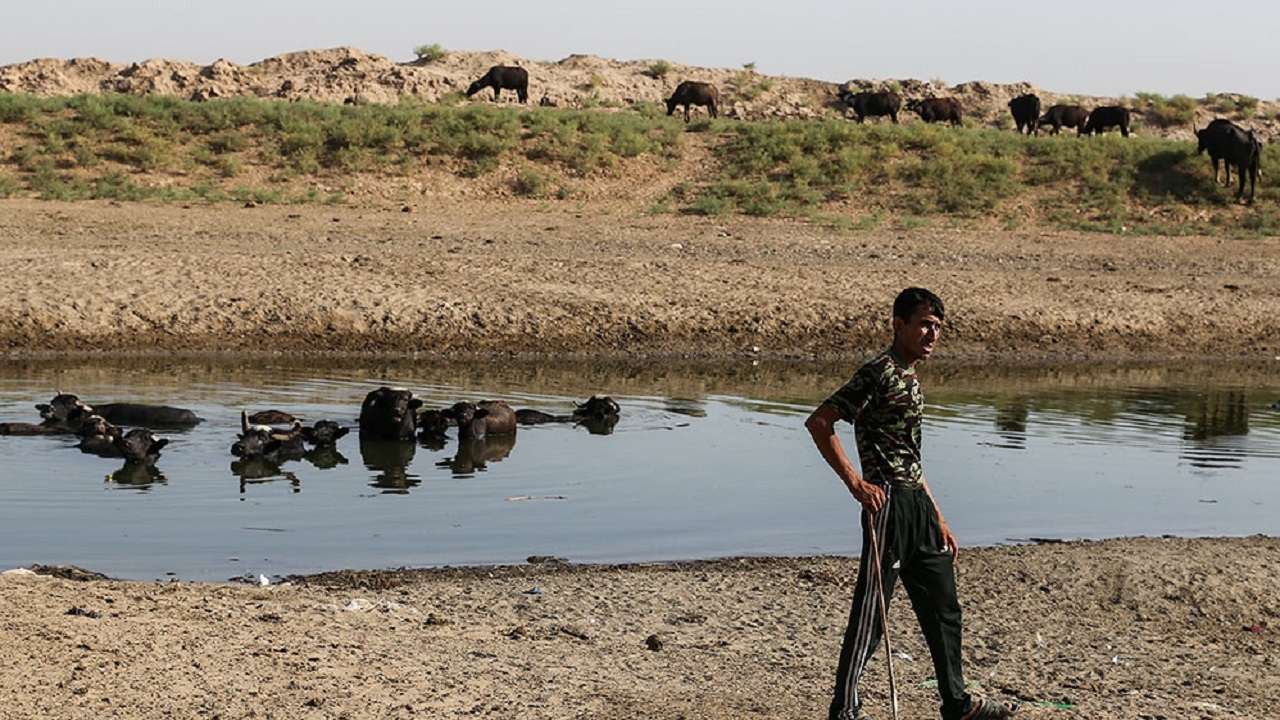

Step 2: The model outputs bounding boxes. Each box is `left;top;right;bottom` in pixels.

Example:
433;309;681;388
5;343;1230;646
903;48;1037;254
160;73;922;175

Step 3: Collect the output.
1008;94;1041;135
75;415;123;457
358;387;422;441
0;421;75;436
466;65;529;103
666;81;719;121
1038;105;1089;135
1081;106;1131;137
232;412;305;462
114;428;170;466
839;90;901;124
516;395;621;425
1196;118;1248;185
248;409;298;425
36;393;201;428
905;97;963;126
416;409;450;448
1196;121;1262;202
300;419;349;446
442;400;518;440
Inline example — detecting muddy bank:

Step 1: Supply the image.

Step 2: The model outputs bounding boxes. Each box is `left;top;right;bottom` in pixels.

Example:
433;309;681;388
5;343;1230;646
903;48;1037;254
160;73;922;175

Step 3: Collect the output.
2;199;1278;360
2;536;1277;719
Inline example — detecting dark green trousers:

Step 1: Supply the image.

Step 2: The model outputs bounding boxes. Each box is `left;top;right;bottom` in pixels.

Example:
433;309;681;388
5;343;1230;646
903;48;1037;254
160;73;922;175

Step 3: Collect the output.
828;485;972;720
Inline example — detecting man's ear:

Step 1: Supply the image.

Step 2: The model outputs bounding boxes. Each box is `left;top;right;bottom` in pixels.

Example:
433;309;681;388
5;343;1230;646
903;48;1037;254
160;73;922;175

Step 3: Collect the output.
891;316;904;333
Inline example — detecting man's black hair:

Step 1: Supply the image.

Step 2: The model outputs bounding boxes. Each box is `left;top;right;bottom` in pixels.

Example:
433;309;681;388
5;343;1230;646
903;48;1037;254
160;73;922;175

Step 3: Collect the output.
893;287;945;322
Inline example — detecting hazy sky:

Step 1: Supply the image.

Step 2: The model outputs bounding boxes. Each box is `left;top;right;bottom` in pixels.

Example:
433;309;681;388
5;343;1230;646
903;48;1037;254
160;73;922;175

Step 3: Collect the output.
7;1;1279;99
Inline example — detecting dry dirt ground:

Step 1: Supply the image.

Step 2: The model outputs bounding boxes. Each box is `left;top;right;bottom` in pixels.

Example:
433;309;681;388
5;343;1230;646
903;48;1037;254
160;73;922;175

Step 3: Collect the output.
2;537;1278;720
1;198;1279;360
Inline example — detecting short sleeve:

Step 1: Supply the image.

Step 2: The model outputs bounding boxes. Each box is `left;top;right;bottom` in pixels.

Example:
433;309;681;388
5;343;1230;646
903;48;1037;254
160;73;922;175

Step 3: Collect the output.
823;365;878;424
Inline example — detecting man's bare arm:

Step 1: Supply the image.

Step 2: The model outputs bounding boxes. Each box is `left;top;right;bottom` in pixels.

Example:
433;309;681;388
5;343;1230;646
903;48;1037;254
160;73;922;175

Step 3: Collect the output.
805;403;885;513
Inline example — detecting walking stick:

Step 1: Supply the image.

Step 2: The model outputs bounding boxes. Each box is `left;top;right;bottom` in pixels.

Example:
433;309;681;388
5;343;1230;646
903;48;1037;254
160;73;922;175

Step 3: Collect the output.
866;514;900;720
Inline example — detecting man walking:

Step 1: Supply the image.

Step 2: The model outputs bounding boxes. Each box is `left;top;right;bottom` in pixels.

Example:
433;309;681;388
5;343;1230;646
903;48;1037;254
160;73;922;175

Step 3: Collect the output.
805;287;1016;720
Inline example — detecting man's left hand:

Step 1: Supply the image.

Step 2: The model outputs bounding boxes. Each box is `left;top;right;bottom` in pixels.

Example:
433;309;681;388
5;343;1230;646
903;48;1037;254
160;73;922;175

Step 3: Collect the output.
941;523;959;562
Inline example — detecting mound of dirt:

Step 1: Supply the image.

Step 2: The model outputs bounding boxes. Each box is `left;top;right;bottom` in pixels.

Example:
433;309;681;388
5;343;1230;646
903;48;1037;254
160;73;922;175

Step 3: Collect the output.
3;47;1275;140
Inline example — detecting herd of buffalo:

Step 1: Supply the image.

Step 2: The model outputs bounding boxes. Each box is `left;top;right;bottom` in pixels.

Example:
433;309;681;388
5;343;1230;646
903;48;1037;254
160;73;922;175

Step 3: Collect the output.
0;388;621;485
463;63;1263;202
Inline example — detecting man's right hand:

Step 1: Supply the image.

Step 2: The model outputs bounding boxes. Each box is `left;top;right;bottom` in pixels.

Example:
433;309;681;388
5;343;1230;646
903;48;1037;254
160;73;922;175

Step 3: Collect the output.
850;479;886;513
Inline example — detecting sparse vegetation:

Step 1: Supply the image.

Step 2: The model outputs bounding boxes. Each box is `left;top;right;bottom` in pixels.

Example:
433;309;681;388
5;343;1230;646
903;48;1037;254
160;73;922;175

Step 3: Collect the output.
0;91;1276;234
1135;92;1198;128
412;44;448;62
648;60;672;79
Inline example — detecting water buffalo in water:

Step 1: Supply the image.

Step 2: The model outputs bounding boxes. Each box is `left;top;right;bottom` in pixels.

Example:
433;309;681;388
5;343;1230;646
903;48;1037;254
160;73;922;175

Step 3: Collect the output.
905;97;963;126
839;90;901;124
516;395;621;425
441;400;517;440
466;65;529;103
114;428;170;465
232;412;306;462
36;393;201;428
300;419;349;446
248;409;298;425
359;387;422;441
1196;120;1262;202
0;421;75;435
75;415;123;457
1008;94;1041;135
417;409;450;448
666;81;719;121
1081;106;1130;137
1038;105;1089;135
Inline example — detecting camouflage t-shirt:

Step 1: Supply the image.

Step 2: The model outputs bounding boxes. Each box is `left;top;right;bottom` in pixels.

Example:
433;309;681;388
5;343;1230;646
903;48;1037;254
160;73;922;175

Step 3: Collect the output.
823;350;924;488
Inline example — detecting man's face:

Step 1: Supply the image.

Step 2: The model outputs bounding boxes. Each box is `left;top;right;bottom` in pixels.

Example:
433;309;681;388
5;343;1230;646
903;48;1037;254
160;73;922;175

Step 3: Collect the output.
892;304;943;364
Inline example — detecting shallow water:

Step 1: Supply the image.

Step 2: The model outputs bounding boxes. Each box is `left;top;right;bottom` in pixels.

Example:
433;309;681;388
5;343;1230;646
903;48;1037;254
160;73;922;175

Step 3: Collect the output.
1;357;1278;582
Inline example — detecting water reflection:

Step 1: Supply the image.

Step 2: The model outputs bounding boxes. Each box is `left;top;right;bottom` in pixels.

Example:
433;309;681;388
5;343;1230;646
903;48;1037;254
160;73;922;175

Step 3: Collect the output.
1180;390;1250;469
232;457;301;492
436;434;517;477
105;463;167;489
577;414;620;435
359;438;420;493
303;445;349;470
992;398;1030;450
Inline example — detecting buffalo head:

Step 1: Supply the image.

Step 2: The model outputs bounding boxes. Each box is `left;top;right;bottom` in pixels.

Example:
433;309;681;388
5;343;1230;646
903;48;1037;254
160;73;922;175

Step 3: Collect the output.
114;428;170;466
232;411;305;459
36;393;94;424
300;419;350;446
573;395;621;419
359;387;422;440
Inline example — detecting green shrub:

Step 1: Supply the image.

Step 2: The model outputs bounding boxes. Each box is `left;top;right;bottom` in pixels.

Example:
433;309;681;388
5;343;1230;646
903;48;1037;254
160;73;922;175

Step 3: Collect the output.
412;43;448;62
0;172;21;197
512;166;549;196
1140;93;1197;128
648;60;672;79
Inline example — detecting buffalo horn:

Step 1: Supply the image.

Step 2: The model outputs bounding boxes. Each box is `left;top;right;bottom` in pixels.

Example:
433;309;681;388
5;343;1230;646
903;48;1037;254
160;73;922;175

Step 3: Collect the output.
269;421;303;441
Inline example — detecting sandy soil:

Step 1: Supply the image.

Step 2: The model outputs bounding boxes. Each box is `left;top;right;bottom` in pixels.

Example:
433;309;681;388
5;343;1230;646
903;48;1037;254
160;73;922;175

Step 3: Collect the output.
2;198;1280;360
1;537;1276;720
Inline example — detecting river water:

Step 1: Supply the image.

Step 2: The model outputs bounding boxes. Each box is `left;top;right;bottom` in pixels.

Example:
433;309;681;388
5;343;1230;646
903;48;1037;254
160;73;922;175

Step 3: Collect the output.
1;357;1278;582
